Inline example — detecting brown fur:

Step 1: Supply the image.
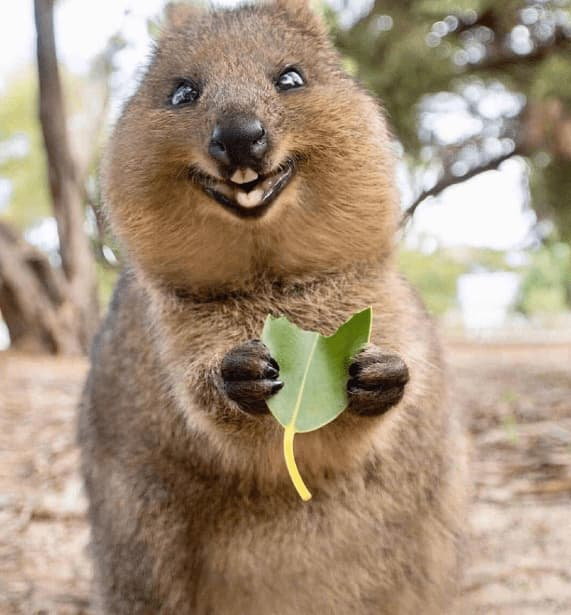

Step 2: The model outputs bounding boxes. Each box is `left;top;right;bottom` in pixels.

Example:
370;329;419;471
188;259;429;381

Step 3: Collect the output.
79;2;468;613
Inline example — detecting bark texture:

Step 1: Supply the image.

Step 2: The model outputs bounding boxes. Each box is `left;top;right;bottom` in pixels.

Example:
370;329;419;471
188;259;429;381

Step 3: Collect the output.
0;222;81;353
34;0;98;351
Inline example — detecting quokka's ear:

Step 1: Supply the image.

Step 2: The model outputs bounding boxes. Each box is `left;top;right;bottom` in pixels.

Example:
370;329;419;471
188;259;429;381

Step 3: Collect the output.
276;0;311;9
272;0;325;28
163;1;204;30
272;0;315;17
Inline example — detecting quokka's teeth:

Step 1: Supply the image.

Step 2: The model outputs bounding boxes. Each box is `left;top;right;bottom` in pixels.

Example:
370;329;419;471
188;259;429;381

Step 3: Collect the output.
231;168;259;184
236;189;264;209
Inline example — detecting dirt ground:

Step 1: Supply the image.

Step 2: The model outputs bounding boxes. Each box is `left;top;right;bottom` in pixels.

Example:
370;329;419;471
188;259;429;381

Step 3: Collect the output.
0;341;570;614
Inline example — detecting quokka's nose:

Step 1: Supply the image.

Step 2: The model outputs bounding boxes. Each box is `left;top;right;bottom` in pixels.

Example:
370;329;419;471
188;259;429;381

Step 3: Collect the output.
208;117;268;170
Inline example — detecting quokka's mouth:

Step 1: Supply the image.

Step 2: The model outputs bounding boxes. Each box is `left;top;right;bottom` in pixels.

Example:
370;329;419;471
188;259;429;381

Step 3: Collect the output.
189;159;296;218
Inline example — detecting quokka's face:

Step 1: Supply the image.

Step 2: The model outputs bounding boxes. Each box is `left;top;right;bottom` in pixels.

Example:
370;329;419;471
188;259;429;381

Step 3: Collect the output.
144;4;345;218
121;1;353;220
105;1;398;287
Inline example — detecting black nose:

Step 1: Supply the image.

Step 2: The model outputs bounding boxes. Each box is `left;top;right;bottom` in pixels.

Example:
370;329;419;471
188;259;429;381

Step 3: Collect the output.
208;117;268;170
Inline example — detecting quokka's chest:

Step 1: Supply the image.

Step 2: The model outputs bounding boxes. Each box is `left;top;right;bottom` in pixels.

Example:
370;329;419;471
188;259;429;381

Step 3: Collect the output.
178;282;383;345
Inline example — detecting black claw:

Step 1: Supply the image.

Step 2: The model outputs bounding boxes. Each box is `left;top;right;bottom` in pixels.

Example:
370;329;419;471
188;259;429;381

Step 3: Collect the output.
271;380;284;394
348;362;361;377
221;340;282;412
264;365;279;379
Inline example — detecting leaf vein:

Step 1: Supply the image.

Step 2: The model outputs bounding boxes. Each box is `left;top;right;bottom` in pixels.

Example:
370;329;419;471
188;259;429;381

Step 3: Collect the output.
288;333;319;430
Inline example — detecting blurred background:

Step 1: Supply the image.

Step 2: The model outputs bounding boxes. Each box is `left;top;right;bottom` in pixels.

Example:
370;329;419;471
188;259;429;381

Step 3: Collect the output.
0;1;570;614
1;0;571;352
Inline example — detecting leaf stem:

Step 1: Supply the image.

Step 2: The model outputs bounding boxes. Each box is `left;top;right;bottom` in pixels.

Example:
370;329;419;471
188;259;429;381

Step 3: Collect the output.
283;424;312;501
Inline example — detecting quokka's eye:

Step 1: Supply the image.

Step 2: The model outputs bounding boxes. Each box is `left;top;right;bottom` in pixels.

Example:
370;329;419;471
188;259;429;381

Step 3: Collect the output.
276;68;305;91
170;80;200;106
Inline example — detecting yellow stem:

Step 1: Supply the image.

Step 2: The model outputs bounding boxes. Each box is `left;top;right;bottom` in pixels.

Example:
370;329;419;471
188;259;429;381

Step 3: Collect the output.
284;424;312;501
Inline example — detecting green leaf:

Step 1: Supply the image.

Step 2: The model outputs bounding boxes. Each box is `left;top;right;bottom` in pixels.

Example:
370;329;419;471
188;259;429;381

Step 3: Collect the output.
261;307;372;501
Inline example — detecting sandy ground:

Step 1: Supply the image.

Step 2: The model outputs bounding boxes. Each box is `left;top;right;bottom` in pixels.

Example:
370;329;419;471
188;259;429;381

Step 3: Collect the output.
0;341;570;614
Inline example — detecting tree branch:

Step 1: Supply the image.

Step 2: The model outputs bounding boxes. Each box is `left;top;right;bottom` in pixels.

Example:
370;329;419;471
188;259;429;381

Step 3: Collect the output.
452;9;500;36
401;148;523;226
470;35;570;73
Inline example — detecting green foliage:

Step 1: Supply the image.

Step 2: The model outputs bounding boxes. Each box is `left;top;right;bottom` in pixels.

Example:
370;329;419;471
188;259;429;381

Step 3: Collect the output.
470;249;514;272
0;67;88;230
530;55;571;103
517;242;571;315
335;0;571;240
531;157;571;245
420;0;485;12
0;69;50;228
399;249;467;314
335;3;459;152
96;265;119;307
400;244;570;317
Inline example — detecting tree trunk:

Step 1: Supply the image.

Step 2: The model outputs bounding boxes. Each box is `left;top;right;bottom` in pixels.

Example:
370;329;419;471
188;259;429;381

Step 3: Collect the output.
0;223;82;354
33;0;98;352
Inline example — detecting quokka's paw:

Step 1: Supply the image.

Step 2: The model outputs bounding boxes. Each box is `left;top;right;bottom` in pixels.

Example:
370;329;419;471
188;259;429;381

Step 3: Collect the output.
220;340;283;414
347;345;409;417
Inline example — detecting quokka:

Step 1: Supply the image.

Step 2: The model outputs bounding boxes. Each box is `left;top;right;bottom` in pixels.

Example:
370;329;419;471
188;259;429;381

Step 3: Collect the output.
79;1;468;613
